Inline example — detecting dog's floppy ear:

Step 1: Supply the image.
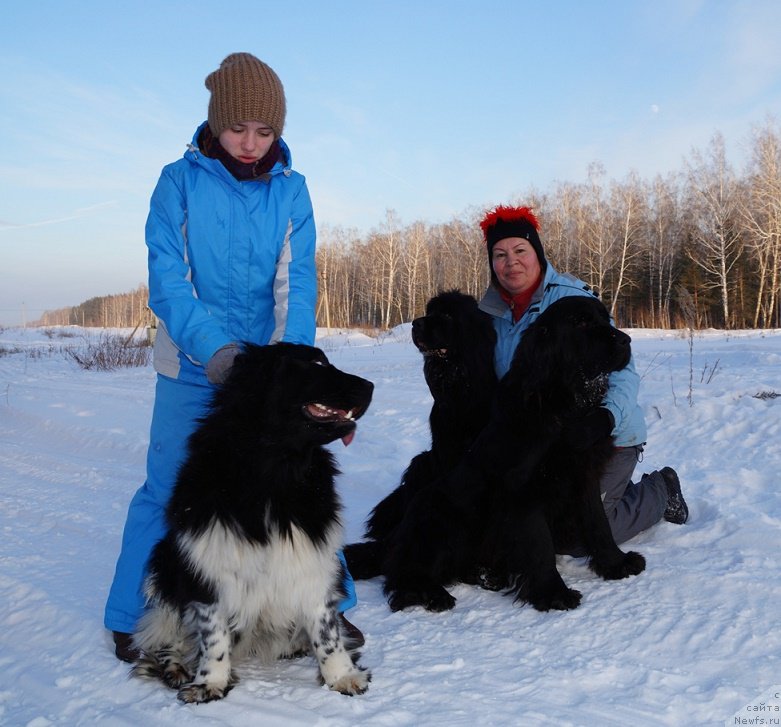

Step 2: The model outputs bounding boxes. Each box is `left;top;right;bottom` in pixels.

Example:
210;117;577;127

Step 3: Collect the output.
225;343;280;385
472;307;497;351
512;319;555;391
512;310;580;394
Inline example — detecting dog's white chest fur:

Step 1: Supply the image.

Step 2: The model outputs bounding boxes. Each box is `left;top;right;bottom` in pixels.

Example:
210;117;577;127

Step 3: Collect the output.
178;516;343;636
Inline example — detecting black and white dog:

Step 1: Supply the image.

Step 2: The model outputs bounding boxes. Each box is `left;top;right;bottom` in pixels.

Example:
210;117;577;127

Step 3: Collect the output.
132;343;374;703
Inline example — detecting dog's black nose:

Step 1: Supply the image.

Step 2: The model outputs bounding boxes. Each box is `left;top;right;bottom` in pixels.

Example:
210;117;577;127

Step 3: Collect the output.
614;329;631;346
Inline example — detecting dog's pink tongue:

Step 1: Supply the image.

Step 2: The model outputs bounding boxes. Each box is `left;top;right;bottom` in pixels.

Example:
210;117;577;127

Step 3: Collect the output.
341;429;356;447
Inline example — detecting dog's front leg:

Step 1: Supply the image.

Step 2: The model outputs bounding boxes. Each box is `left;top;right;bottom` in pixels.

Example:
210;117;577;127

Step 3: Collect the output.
306;604;370;696
579;481;646;580
502;503;582;611
176;602;237;703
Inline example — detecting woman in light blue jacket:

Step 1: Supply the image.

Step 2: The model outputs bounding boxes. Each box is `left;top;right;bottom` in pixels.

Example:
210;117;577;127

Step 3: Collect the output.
105;53;361;661
477;205;689;555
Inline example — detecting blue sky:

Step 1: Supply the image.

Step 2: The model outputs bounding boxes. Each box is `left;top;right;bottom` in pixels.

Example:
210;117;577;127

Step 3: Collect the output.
2;0;780;326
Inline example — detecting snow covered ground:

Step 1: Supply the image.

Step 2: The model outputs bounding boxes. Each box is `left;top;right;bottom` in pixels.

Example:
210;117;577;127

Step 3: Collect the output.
1;323;780;726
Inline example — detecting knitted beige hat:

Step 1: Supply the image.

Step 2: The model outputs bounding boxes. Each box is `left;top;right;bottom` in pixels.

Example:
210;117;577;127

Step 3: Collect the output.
205;53;286;138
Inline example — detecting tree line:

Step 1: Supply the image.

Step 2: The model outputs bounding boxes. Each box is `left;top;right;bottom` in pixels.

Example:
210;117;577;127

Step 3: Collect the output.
35;285;153;328
317;123;781;330
37;121;781;331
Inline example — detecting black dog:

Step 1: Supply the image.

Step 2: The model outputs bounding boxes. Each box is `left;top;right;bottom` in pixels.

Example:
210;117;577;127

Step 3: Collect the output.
344;291;497;580
131;343;374;703
381;296;646;613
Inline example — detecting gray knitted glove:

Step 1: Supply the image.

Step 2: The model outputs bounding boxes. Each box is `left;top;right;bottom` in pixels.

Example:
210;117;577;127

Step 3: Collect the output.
206;343;241;385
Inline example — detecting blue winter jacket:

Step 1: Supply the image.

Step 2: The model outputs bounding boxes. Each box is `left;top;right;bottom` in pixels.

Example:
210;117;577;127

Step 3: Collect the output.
478;263;648;447
147;122;317;383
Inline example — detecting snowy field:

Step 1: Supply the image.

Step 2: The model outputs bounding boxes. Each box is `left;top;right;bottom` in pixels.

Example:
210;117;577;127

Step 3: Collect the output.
1;323;780;726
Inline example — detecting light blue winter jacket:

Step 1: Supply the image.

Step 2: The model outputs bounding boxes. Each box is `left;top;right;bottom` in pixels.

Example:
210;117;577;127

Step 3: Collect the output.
146;122;317;383
478;263;648;447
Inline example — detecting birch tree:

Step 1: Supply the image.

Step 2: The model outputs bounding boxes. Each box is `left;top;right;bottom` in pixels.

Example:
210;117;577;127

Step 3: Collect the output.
685;133;742;327
741;121;781;327
579;162;614;299
401;221;429;320
646;175;684;327
608;173;646;318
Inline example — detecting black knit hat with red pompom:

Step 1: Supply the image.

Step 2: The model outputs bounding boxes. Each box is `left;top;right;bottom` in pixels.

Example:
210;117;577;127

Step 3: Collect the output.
479;205;547;273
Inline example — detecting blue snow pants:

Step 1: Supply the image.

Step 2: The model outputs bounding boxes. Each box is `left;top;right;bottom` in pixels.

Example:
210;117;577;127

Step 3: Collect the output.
104;374;356;634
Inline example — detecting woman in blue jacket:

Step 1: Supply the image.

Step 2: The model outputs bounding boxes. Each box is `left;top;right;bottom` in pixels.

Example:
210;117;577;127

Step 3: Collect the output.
477;205;689;555
105;53;361;661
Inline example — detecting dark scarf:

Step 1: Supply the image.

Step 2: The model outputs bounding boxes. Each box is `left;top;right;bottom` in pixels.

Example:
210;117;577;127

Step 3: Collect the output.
198;124;282;181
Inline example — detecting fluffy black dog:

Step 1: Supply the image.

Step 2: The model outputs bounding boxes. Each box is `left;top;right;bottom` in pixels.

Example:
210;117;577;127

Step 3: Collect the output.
131;343;373;703
381;295;646;613
344;291;497;580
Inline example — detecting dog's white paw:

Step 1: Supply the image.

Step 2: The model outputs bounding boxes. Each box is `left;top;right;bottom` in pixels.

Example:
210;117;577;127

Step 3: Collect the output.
327;667;371;696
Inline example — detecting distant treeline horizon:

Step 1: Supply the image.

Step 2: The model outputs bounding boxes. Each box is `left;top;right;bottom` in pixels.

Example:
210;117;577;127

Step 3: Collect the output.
35;122;781;331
